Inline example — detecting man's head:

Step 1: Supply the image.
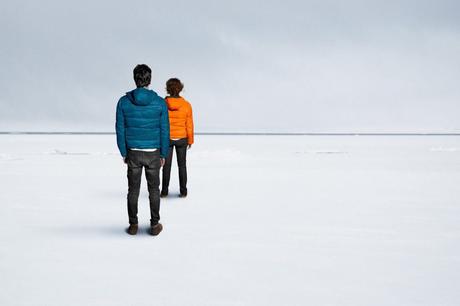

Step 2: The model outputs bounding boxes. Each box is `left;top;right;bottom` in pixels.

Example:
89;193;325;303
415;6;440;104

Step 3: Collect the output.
166;78;184;97
133;64;151;88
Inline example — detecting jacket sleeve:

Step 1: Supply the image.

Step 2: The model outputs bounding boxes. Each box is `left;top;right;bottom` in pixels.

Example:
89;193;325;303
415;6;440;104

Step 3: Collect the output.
115;98;127;157
186;103;194;145
160;98;170;158
115;99;127;157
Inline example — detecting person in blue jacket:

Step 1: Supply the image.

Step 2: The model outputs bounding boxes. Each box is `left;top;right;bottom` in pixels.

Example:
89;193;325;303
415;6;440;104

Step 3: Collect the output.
116;64;170;236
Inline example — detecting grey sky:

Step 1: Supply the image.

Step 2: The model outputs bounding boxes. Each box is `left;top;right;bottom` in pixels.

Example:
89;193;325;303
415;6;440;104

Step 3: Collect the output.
1;0;459;132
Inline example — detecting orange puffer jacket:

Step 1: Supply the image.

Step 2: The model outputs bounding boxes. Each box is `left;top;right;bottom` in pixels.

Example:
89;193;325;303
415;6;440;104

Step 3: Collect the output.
165;96;194;144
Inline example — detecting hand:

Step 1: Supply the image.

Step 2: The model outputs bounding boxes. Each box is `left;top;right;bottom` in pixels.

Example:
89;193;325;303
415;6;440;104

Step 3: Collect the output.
160;158;165;167
123;157;128;164
187;144;192;150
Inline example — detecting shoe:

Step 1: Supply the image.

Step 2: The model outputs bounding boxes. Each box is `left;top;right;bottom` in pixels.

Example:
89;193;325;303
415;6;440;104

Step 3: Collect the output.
179;191;187;198
160;190;168;198
150;223;163;236
126;224;138;235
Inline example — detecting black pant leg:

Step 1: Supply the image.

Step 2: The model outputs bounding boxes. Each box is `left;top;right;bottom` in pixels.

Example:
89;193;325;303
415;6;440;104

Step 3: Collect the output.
145;151;161;225
175;138;188;194
161;144;174;192
127;151;143;225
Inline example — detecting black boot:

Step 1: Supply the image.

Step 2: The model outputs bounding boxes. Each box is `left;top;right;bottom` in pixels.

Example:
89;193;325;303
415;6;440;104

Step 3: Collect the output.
150;223;163;236
126;224;138;235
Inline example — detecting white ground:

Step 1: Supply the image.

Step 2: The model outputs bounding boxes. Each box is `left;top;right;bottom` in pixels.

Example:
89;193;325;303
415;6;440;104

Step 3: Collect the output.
1;135;459;306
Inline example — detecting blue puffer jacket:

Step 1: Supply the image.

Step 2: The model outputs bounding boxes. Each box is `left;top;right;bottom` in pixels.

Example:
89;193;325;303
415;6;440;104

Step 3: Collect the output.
116;88;170;158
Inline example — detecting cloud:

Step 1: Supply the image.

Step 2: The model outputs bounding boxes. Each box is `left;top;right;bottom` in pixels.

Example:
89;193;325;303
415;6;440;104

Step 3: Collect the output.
1;0;459;132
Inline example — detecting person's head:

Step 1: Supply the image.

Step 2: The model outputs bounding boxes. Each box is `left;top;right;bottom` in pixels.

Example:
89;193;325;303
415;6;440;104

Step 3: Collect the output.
133;64;151;88
166;78;184;97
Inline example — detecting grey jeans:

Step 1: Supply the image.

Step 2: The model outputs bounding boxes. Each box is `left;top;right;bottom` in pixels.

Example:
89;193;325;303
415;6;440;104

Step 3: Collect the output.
126;149;161;225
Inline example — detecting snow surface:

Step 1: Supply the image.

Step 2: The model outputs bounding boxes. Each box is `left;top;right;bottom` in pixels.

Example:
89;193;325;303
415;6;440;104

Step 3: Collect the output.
1;135;459;306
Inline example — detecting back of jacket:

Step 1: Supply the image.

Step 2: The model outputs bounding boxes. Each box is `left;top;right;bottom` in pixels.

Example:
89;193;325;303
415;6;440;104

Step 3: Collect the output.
165;96;194;144
116;88;170;158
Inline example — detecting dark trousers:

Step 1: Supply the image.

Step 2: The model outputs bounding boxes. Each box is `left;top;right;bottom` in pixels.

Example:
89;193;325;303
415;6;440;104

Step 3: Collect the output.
126;149;161;225
162;138;188;194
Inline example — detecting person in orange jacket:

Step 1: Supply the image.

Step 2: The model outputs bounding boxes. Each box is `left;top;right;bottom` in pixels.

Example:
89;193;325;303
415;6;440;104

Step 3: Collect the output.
161;78;194;197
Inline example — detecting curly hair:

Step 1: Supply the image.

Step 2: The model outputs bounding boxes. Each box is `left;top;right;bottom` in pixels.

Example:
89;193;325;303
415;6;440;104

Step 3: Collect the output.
133;64;151;88
166;78;184;97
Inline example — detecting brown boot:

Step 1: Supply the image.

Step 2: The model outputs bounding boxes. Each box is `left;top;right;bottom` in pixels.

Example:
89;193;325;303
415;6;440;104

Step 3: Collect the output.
150;223;163;236
127;224;138;235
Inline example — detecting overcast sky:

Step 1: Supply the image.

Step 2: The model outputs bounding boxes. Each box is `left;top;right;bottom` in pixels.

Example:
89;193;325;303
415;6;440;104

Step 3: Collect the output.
1;0;459;132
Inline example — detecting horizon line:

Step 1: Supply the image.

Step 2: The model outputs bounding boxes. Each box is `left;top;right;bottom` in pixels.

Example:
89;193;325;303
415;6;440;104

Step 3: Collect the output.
1;131;460;136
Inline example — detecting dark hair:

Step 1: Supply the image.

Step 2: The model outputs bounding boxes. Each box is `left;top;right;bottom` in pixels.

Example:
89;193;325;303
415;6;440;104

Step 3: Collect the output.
166;78;184;97
133;64;151;88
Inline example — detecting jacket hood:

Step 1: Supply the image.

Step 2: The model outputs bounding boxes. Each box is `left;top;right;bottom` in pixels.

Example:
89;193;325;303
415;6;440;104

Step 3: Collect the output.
166;97;186;111
126;88;159;106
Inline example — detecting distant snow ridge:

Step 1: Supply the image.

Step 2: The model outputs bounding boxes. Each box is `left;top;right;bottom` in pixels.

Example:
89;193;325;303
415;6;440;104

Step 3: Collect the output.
52;149;90;155
0;153;11;160
0;153;23;161
294;150;348;154
49;149;116;156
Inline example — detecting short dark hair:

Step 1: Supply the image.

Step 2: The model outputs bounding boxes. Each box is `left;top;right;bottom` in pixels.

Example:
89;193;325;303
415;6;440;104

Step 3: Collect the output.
133;64;151;88
166;78;184;97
